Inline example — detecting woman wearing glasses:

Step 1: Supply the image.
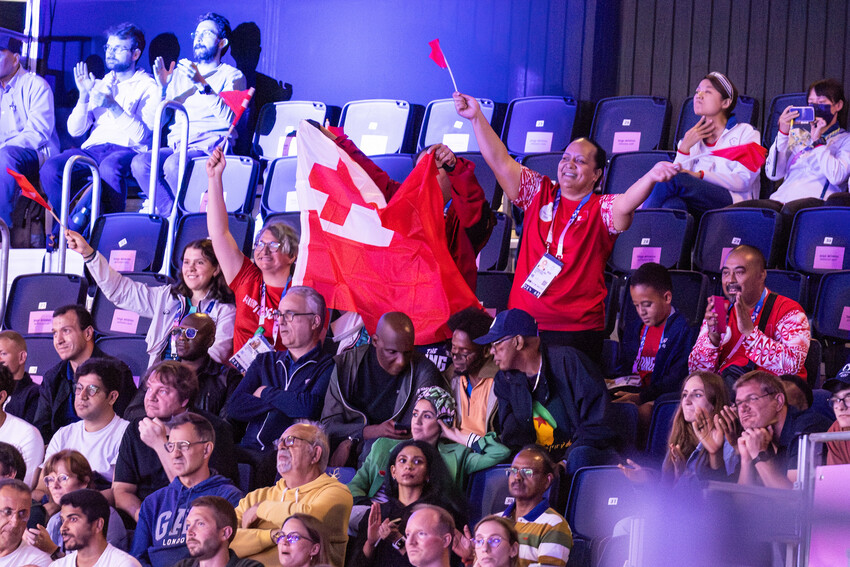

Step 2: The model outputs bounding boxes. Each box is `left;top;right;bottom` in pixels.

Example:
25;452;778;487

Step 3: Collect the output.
24;450;128;560
349;439;465;566
206;147;300;354
469;516;519;567
273;513;330;567
823;372;850;465
65;230;236;367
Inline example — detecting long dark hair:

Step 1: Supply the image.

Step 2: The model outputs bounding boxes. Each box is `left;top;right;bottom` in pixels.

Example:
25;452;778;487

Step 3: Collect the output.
171;239;234;304
664;371;730;471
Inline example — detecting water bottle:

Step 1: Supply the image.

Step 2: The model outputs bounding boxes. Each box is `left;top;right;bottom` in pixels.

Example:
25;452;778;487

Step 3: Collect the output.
69;206;90;232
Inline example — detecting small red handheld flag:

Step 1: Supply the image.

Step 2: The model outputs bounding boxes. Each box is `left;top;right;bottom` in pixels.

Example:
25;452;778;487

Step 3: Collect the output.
428;39;458;92
709;142;768;172
219;87;255;127
7;167;63;226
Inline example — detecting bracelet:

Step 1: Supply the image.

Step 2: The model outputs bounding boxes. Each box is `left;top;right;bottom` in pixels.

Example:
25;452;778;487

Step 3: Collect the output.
83;250;97;263
698;170;705;180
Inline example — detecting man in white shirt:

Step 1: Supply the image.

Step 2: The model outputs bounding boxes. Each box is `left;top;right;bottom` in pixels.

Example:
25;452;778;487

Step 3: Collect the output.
0;366;43;487
50;488;139;567
41;23;158;231
0;479;51;566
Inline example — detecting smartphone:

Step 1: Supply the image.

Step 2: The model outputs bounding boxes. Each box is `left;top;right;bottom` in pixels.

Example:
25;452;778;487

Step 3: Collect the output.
392;536;406;550
789;106;815;123
711;295;727;335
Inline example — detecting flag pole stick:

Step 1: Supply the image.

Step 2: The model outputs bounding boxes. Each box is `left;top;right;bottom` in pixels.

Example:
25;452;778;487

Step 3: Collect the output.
218;87;255;150
444;57;459;92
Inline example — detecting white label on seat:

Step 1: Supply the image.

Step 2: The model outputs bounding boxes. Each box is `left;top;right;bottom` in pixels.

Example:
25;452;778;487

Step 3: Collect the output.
622;119;632;126
119;238;127;247
608;497;619;505
525;131;553;153
28;366;37;374
286;191;299;212
536;120;545;127
442;133;469;153
612;132;641;154
825;237;834;244
453;120;464;129
732;237;741;245
38;301;46;309
504;497;515;506
641;238;650;246
368;121;378;130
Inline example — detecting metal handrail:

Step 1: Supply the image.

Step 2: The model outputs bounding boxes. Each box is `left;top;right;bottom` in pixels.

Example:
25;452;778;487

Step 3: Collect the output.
0;220;9;326
57;155;101;273
149;100;189;275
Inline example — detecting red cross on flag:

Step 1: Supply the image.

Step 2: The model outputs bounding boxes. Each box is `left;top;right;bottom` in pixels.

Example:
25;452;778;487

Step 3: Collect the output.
291;120;480;344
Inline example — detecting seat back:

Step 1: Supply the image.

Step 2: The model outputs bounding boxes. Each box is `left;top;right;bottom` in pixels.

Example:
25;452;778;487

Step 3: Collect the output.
608;209;692;273
763;92;807;151
253;101;328;158
4;274;87;332
669;270;709;327
178;156;258;215
603;151;676;195
590;96;671;156
606;402;639;454
262;212;302;239
520;153;562;185
91;272;176;336
765;269;807;306
646;400;680;461
327;466;357;485
812;271;850;341
467;464;559;527
95;335;149;386
90;213;168;273
475;271;514;315
419;98;495;152
261;157;298;216
566;466;637;541
477;212;512;272
370;154;416;184
171;213;254;276
787;207;850;275
675;95;759;144
693;208;782;274
20;335;61;384
340;99;413;155
501;96;578;155
456;152;502;208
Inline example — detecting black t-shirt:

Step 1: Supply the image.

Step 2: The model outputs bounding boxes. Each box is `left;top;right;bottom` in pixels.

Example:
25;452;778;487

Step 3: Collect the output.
351;347;401;425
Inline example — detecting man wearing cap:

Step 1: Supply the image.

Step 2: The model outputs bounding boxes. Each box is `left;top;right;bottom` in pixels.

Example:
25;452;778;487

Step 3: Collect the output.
0;33;60;229
476;308;617;474
823;364;850;466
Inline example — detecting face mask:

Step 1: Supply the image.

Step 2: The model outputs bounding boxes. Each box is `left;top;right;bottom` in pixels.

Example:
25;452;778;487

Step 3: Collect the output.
813;103;835;123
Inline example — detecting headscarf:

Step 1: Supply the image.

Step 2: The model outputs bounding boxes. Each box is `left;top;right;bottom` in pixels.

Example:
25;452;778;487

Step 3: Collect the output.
416;386;456;426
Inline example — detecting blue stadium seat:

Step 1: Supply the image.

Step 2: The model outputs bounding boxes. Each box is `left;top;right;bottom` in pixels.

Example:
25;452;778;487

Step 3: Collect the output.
693;208;782;274
810;389;836;422
260;157;298;217
604;271;621;337
675;95;759;145
501;96;578;155
602;151;676;195
765;269;807;306
177;155;258;215
475;271;513;314
170;213;255;276
3;274;87;333
645;400;680;461
253;101;328;159
91;272;176;336
327;466;357;484
369;154;416;184
520;152;561;184
339;99;414;155
477;212;512;272
456;152;502;208
669;270;710;327
787;207;850;274
467;464;559;527
606;402;639;455
89;213;168;273
805;339;822;387
763;92;807;151
20;335;61;384
812;271;850;342
590;96;672;156
263;212;301;239
418;98;495;152
95;335;150;385
608;209;693;274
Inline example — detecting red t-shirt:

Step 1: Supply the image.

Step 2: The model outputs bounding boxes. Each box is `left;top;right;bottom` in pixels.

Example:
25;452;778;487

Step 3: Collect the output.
510;166;621;331
634;323;664;386
229;257;287;353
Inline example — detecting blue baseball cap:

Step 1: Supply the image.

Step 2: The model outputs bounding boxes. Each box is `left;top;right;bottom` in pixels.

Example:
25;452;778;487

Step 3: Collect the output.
473;309;538;344
824;364;850;393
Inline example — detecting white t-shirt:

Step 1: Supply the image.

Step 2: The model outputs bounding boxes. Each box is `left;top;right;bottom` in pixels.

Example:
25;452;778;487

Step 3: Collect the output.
50;544;141;567
0;412;44;486
0;540;51;567
43;414;129;482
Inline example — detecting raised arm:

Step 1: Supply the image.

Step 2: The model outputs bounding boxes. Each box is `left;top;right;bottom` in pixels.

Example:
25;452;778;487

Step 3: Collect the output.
205;148;246;283
453;92;523;201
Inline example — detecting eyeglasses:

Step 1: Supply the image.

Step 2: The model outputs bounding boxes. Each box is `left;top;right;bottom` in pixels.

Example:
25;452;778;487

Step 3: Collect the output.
274;531;315;545
163;440;208;453
828;394;850;410
733;393;774;409
275;435;311;450
170;327;198;339
190;29;219;41
74;384;102;397
450;350;476;360
103;44;132;54
491;335;516;348
473;535;505;548
505;467;538;479
271;310;315;323
254;240;284;253
43;474;71;486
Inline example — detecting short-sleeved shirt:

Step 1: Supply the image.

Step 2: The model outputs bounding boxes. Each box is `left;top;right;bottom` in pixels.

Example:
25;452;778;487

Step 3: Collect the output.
0;541;50;567
43;414;129;482
511;166;620;331
228;257;287;353
49;543;140;567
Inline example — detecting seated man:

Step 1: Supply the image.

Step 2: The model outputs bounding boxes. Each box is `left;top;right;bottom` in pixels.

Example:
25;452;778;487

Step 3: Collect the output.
0;479;51;566
231;423;353;567
0;366;43;487
0;330;39;423
689;245;810;387
321;311;443;465
475;309;618;474
823;365;850;465
34;305;136;442
113;361;237;522
405;504;455;567
0;33;59;233
132;413;242;567
40;359;130;499
52;489;139;566
171;496;263;567
227;286;335;487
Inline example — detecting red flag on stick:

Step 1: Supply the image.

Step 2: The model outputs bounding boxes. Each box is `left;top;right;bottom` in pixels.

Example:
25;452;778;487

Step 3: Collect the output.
428;39;458;92
7;167;63;226
219;87;255;127
705;142;768;172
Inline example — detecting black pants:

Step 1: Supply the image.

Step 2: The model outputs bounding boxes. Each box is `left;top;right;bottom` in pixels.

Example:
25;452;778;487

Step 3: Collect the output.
538;329;606;368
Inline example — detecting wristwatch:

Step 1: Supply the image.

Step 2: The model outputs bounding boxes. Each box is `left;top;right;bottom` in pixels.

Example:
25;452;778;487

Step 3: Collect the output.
198;83;214;95
752;446;776;465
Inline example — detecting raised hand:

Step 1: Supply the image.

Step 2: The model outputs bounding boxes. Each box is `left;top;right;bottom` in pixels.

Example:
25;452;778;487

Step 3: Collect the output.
715;405;741;448
692;406;724;455
778;106;800;134
428;143;457;169
810;117;828;142
177;58;204;84
153;56;176;89
680;116;715;153
704;296;721;347
74;62;96;97
64;229;95;258
451;525;475;564
643;161;682;184
453;92;481;121
206;148;226;179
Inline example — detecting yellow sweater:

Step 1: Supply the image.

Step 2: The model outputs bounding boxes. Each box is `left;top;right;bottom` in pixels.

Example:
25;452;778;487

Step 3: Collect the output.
231;473;353;567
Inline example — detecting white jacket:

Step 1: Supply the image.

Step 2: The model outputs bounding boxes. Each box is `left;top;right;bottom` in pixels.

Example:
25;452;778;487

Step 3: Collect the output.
87;252;236;367
766;128;850;203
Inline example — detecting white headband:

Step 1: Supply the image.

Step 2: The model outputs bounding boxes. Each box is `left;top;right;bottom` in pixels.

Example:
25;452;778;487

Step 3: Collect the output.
708;72;734;99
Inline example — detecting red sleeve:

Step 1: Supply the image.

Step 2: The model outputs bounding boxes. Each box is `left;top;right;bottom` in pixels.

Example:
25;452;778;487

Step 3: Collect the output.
228;256;259;293
333;136;402;200
447;157;488;228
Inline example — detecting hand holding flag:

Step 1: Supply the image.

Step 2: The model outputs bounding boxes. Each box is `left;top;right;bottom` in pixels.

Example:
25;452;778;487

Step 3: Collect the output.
7;168;65;228
429;39;458;92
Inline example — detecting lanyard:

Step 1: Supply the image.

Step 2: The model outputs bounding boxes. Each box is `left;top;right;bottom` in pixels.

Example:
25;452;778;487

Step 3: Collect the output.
631;308;673;375
258;278;291;347
720;288;768;367
545;192;591;260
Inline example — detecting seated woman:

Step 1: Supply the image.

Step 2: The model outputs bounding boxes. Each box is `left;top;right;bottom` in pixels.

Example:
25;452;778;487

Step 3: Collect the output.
470;515;519;567
65;231;236;367
823;372;850;465
274;513;331;567
348;386;510;504
642;72;762;217
24;450;128;559
351;439;466;566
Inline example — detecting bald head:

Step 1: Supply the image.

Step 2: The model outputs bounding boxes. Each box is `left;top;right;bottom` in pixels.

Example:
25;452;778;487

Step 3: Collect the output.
721;245;767;306
373;312;415;376
174;313;216;361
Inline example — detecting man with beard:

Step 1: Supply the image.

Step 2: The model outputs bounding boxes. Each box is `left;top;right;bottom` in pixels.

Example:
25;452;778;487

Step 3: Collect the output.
0;479;50;566
131;12;245;216
171;496;262;567
41;23;158;231
51;489;139;566
131;413;242;567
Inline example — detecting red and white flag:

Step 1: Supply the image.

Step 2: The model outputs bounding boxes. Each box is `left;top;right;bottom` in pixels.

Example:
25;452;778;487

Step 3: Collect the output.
219;87;255;127
291;120;479;344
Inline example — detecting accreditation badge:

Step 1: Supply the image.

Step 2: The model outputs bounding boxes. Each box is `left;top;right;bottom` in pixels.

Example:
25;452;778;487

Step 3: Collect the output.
521;253;563;298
